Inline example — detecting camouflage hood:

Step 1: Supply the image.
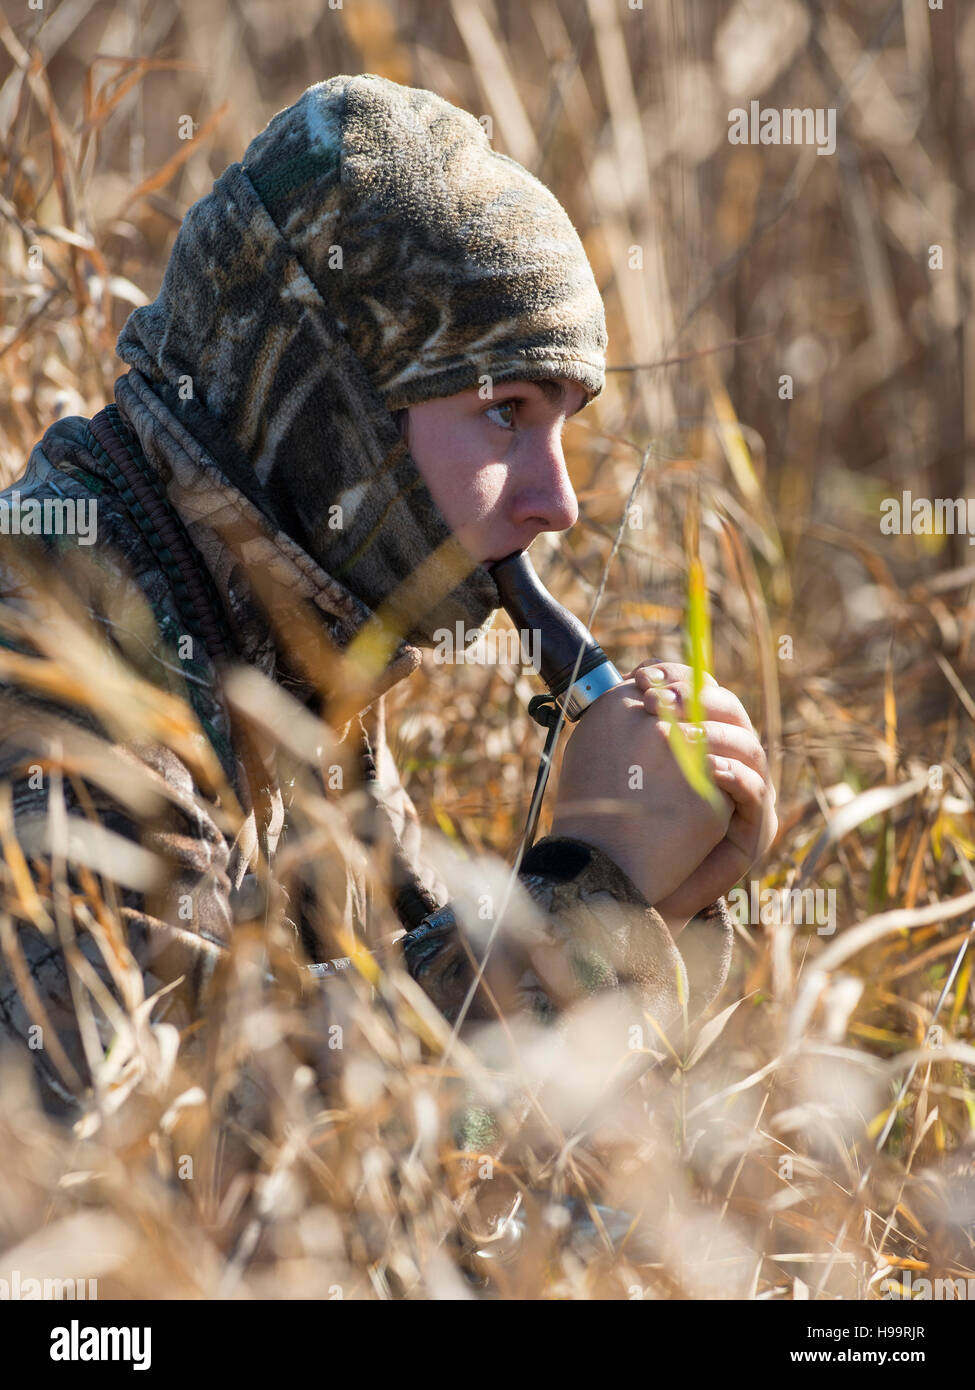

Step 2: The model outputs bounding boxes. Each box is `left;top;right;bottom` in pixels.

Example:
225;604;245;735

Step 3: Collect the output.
115;73;608;653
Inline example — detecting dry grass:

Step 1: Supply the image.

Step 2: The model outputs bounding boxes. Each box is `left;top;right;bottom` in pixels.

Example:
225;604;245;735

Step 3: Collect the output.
1;0;975;1300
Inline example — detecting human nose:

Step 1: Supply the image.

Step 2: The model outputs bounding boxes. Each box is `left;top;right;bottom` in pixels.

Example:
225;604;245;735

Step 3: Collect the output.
510;427;579;534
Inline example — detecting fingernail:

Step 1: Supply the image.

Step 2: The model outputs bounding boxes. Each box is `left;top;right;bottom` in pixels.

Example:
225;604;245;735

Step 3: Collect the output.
655;688;677;706
685;725;705;741
644;667;666;684
711;756;730;772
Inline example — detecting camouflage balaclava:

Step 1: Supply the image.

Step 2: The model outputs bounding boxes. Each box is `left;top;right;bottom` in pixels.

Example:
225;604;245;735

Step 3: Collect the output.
116;73;608;649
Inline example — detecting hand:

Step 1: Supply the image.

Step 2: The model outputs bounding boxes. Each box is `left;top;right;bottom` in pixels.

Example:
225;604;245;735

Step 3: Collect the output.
548;678;736;908
627;661;778;931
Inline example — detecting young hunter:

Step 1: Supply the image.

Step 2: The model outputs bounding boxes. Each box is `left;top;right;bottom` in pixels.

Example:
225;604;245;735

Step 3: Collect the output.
0;75;776;1119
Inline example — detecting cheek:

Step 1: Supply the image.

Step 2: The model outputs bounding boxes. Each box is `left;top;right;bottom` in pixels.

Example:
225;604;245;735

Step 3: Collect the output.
436;465;508;539
408;416;506;527
455;463;505;511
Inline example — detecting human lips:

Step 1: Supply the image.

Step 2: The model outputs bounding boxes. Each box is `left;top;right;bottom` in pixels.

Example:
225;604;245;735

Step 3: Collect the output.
484;549;524;569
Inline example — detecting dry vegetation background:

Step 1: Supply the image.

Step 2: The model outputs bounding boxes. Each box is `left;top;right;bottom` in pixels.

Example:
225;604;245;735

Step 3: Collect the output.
2;0;975;1301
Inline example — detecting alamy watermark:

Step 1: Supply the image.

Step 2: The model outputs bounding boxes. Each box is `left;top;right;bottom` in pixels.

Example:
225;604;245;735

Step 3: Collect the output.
880;491;975;544
728;101;836;156
883;1269;975;1300
0;492;97;545
50;1319;150;1370
0;1268;97;1299
727;881;836;936
432;621;540;671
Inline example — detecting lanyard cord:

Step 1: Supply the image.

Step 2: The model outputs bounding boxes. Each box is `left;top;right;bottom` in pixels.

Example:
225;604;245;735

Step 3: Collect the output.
520;694;565;854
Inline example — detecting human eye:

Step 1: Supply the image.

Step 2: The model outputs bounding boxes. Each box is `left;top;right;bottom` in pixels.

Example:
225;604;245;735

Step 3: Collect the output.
484;397;522;430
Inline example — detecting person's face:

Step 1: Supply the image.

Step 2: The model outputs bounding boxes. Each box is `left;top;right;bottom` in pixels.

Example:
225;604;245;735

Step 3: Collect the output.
399;377;587;566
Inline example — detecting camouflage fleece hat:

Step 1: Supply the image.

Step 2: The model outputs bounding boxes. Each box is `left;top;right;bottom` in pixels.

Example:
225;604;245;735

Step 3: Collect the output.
116;74;608;646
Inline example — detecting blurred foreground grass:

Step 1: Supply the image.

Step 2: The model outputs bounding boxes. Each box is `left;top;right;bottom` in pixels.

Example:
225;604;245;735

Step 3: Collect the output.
1;0;975;1298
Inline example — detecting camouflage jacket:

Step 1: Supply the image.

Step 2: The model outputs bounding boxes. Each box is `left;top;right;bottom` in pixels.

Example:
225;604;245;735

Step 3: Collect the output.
0;372;733;1117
